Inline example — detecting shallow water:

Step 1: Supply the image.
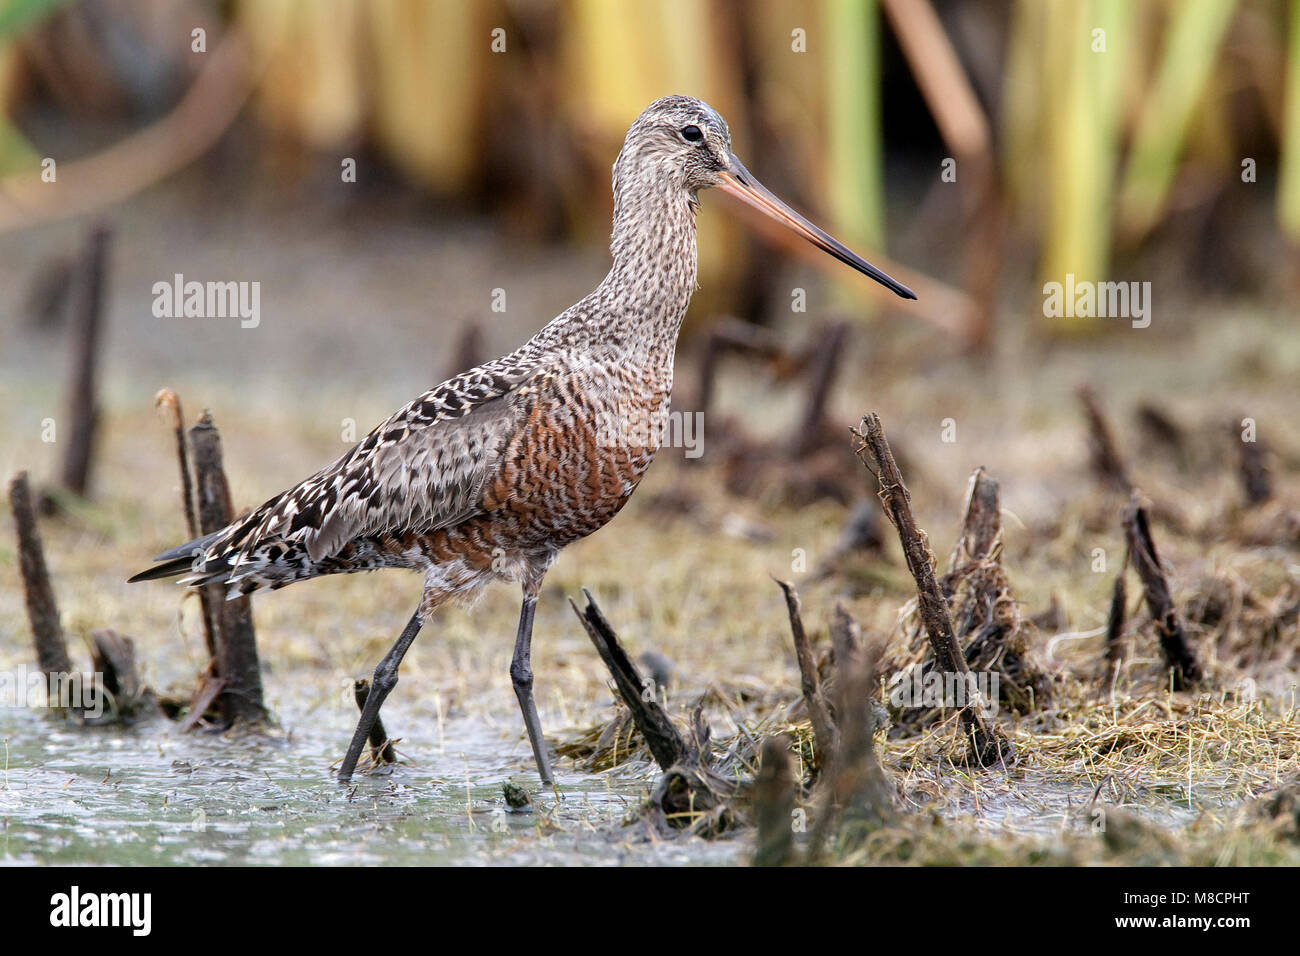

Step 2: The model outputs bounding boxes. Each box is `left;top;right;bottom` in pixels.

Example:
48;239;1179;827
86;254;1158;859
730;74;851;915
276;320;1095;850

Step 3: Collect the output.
0;701;746;867
5;692;1246;867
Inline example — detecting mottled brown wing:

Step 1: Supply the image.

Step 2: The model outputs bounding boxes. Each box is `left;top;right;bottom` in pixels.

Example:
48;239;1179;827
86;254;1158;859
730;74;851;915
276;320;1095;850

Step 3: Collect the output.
233;366;537;565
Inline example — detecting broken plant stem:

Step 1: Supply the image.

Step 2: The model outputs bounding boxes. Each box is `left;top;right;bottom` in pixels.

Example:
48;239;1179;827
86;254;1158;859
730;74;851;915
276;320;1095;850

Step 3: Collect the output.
774;578;836;773
853;413;1011;767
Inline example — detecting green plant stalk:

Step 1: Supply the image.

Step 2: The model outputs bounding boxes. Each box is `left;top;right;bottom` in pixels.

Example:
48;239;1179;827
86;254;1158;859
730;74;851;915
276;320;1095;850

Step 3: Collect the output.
823;0;884;307
0;0;71;39
1117;0;1238;240
1041;0;1132;331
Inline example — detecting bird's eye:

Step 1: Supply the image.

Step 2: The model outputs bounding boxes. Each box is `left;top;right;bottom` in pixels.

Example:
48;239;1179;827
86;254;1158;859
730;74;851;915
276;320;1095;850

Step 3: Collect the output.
680;124;703;143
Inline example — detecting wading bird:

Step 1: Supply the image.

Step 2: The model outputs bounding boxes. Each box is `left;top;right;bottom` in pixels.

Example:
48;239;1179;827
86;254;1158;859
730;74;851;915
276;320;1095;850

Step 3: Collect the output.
130;96;914;785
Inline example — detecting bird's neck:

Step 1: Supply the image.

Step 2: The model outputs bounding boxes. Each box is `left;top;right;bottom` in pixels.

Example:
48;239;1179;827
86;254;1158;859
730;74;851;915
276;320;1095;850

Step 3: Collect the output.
595;184;699;360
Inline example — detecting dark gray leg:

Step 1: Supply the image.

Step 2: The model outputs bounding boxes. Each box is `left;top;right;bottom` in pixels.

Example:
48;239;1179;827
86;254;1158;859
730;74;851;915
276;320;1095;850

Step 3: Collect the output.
510;595;554;786
339;610;422;783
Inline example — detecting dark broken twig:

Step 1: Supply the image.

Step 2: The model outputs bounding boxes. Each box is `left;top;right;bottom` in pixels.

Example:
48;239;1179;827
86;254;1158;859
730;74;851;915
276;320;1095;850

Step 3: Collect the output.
155;388;219;663
956;466;1001;562
572;589;736;835
806;624;894;861
770;586;898;861
853;413;1011;767
189;411;265;726
10;471;72;676
934;467;1050;715
1236;422;1272;507
86;628;148;722
1078;385;1132;492
155;389;199;539
56;225;112;505
179;674;228;733
11;472;151;724
1105;571;1129;669
789;320;850;458
752;735;797;866
1123;493;1201;689
773;578;836;775
572;589;686;771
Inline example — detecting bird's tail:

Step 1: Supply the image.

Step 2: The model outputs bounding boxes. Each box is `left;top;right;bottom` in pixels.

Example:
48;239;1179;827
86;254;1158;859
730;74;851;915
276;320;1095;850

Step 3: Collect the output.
127;529;237;585
128;496;284;594
129;497;354;598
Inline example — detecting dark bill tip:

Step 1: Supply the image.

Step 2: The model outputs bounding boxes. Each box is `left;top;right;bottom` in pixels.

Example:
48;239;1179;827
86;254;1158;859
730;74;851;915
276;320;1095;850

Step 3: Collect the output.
718;157;916;301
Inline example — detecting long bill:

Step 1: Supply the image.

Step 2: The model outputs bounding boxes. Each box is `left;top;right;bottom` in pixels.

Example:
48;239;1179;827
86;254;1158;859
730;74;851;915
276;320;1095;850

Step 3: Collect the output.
717;154;917;300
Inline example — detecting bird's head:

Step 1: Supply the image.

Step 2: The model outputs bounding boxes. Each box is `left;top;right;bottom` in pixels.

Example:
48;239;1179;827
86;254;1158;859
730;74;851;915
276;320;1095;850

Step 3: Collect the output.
614;95;735;195
613;95;915;300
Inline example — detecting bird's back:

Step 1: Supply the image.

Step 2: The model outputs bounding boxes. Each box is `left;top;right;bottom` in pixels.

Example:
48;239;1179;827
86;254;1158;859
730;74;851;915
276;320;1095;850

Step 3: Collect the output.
131;306;673;599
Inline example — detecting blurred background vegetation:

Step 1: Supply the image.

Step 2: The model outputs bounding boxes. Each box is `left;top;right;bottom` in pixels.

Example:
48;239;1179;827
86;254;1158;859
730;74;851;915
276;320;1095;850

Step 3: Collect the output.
0;0;1294;346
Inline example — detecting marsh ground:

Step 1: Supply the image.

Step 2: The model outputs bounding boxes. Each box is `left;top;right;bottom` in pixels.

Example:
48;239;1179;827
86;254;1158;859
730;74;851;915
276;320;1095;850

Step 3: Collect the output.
1;178;1297;865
